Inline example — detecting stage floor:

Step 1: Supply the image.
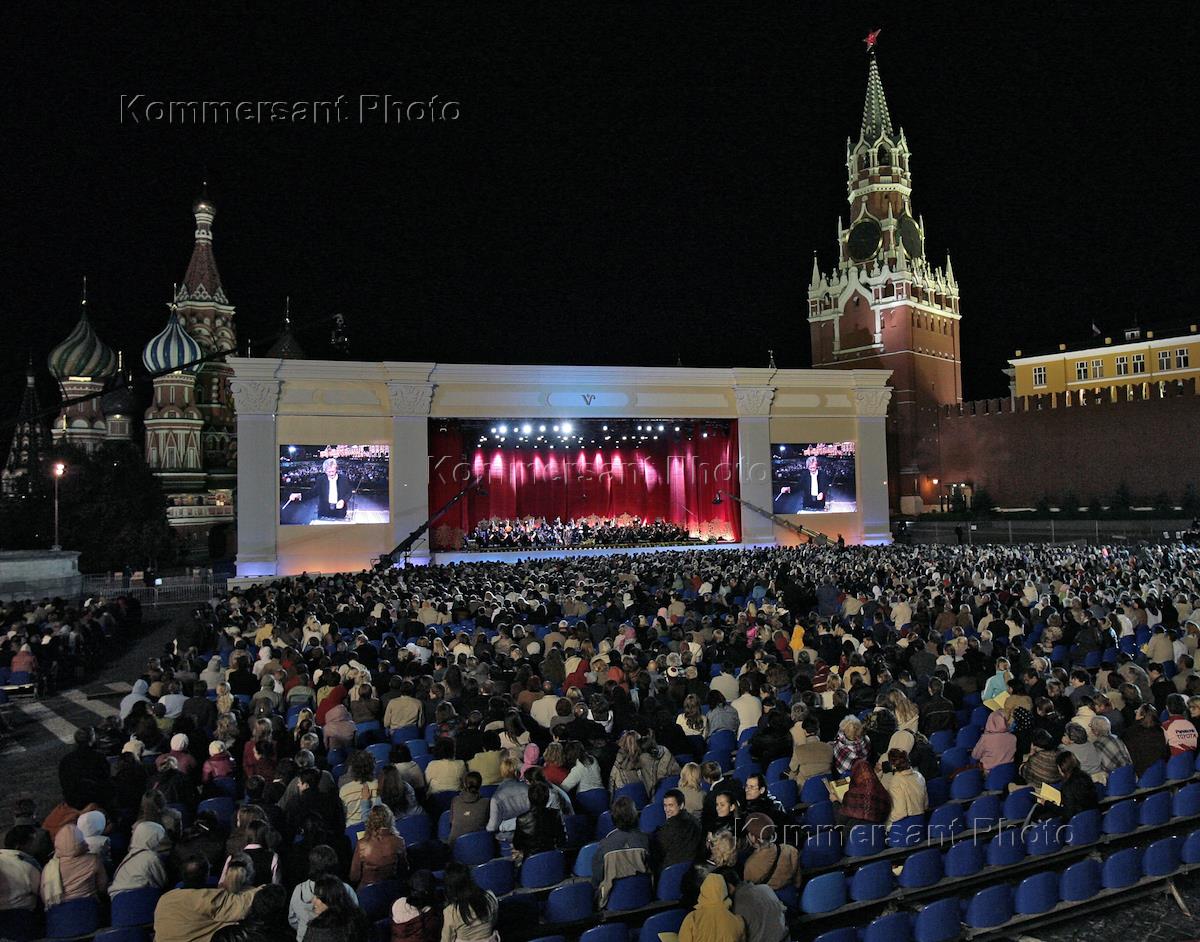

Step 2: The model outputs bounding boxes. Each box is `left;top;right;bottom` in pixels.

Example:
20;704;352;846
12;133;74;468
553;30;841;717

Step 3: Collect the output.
426;541;763;565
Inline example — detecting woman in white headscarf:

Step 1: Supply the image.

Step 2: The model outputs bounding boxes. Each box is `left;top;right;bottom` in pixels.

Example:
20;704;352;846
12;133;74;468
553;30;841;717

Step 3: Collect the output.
76;811;110;866
108;821;168;897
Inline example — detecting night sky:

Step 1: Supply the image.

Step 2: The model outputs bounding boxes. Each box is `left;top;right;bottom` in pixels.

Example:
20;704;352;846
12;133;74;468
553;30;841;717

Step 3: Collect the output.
3;4;1193;429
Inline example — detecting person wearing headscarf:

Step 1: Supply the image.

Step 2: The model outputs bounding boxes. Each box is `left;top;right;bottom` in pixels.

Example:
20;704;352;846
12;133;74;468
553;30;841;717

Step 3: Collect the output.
322;703;356;752
315;682;350;727
119;679;152;721
204;741;237;783
201;656;225;690
76;810;110;866
158;734;199;778
11;643;38;674
109;821;168;897
836;759;892;827
40;825;107;908
972;710;1017;772
880;749;927;827
678;873;746;942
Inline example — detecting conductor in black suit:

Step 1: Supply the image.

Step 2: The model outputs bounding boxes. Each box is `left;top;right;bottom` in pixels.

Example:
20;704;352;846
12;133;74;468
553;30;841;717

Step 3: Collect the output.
289;457;349;522
779;455;832;511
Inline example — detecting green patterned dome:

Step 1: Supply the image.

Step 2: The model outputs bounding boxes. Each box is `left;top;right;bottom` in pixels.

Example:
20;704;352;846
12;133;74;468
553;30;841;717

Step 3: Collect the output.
48;305;117;381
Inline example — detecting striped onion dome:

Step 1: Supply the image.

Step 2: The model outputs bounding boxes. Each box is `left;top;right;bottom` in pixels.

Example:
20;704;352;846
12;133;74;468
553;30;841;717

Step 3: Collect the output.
143;309;203;374
47;306;117;380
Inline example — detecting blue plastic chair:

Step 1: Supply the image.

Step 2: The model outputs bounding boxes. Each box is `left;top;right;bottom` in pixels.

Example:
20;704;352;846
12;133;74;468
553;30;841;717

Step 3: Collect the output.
367;742;391;766
1024;817;1062;856
95;929;147;942
898;848;943;889
638;803;665;834
801;774;831;805
389;725;420;744
573;841;599;877
965;793;1001;831
939;747;972;778
545;881;592;923
768;778;798;811
813;927;857;942
850;860;895;901
606;873;653;912
986;829;1025;866
1014;871;1058;915
1103;799;1137;835
638;910;686;942
474;858;515;896
452;830;495;865
765;757;790;781
955;726;982;750
1102;847;1143;889
1002;787;1034;822
355;720;385;745
657;862;689;902
964;884;1014;929
1066;808;1101;847
197;797;235;829
913;897;960;942
1060;857;1102;901
397;814;433;847
404;739;429;757
45;899;100;940
929;730;954;754
1182;828;1200;864
1140;790;1171;827
1174;782;1200;818
521;850;565;889
800;871;847;914
985;762;1015;792
1167;751;1194;781
730;765;761;786
804;801;835;827
801;829;843;867
1138;759;1167;789
970;706;991;728
614;782;648;809
863;911;913;942
576;788;609;817
944;839;985;877
205;776;238;799
594;811;615;840
357;879;402;920
734;746;756;769
846;823;886;857
1106;763;1136;797
580;926;628;942
437;811;452;842
926;776;950;808
707;729;735;756
530;937;566;942
564;814;591;847
888;813;926;848
1143;836;1183;877
927;804;964;841
111;887;163;927
951;768;984;801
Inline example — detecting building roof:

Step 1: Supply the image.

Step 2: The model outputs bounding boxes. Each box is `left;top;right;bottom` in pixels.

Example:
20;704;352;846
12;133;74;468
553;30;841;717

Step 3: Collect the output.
47;286;118;380
178;193;229;305
1010;323;1199;363
860;54;894;143
143;307;204;374
266;302;306;359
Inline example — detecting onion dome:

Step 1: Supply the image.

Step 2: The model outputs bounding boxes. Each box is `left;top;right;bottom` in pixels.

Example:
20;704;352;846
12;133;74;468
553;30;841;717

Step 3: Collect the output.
47;278;118;381
143;306;203;374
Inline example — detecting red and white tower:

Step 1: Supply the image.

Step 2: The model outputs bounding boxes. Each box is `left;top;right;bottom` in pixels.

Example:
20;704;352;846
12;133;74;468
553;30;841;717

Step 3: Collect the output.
808;45;961;514
175;189;237;485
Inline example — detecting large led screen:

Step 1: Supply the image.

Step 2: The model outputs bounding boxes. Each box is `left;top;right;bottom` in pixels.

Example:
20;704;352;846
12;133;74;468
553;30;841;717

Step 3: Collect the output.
770;442;857;514
280;444;390;525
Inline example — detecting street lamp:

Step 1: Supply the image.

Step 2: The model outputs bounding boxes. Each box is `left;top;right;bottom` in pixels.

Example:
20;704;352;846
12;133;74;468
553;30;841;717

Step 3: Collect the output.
51;462;65;550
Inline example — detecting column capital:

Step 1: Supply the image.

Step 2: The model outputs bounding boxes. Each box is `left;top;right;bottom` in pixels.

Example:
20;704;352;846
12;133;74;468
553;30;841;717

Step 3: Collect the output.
229;380;280;416
386;381;434;417
733;386;775;417
855;386;892;416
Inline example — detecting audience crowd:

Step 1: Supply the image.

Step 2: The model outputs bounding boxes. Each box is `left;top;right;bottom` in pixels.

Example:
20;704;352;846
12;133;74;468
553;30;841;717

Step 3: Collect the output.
2;540;1200;942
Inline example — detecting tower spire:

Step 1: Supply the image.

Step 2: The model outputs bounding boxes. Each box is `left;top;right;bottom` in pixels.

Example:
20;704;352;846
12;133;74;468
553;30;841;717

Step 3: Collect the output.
860;53;894;143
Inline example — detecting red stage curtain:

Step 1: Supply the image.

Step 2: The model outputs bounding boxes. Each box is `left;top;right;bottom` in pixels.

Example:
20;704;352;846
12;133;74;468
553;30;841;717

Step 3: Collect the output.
427;422;741;548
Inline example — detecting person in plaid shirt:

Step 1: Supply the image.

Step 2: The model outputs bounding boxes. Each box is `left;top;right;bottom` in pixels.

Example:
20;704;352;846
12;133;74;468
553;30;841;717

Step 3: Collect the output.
833;715;870;777
1089;715;1133;777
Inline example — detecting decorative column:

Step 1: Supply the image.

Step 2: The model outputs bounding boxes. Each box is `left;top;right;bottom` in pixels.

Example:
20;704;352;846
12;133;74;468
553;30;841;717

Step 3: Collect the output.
387;382;435;563
855;385;893;544
230;379;280;576
734;386;776;545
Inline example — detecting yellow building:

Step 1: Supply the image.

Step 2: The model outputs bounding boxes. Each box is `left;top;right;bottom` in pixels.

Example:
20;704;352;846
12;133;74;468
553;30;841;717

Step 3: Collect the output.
1009;324;1199;398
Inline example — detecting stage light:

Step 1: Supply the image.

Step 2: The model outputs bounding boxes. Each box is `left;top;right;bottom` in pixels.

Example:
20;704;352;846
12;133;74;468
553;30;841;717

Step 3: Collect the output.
637;425;642;431
778;445;786;453
604;435;611;440
702;432;708;438
653;435;658;440
539;424;545;432
499;425;508;434
490;427;497;433
602;425;608;431
562;422;573;433
621;435;627;441
521;424;532;434
287;445;296;454
658;425;664;431
674;426;680;432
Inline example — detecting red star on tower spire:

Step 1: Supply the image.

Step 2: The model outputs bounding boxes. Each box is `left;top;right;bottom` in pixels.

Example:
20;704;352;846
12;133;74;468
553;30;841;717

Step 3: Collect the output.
864;29;881;53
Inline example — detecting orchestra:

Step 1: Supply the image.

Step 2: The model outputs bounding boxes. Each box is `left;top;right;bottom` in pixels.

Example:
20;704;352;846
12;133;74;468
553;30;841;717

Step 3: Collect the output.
465;515;691;549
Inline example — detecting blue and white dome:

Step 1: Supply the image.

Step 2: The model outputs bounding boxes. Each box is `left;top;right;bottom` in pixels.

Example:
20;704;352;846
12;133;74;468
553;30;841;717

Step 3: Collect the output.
143;311;203;374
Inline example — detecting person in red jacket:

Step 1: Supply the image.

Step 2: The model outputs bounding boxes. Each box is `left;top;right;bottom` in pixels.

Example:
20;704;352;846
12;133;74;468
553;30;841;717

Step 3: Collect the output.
390;870;442;942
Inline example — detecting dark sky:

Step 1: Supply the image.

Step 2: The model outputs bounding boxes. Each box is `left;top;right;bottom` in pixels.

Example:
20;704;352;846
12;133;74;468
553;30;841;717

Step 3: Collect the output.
3;3;1193;426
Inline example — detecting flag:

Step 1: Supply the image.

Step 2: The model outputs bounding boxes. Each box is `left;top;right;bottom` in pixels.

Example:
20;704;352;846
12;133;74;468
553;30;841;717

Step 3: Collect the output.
1091;322;1102;337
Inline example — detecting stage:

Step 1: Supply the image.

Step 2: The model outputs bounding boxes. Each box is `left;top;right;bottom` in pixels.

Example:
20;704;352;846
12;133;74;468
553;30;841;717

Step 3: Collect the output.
424;540;766;565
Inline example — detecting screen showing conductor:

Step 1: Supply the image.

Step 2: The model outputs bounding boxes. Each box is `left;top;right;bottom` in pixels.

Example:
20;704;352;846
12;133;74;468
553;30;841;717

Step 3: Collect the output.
770;442;857;514
279;444;390;525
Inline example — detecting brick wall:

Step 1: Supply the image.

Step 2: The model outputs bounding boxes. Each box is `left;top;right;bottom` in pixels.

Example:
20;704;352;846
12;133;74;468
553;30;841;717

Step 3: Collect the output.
938;379;1200;505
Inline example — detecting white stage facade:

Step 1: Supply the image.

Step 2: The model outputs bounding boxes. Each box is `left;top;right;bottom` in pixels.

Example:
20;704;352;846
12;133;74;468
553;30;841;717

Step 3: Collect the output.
228;359;893;577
